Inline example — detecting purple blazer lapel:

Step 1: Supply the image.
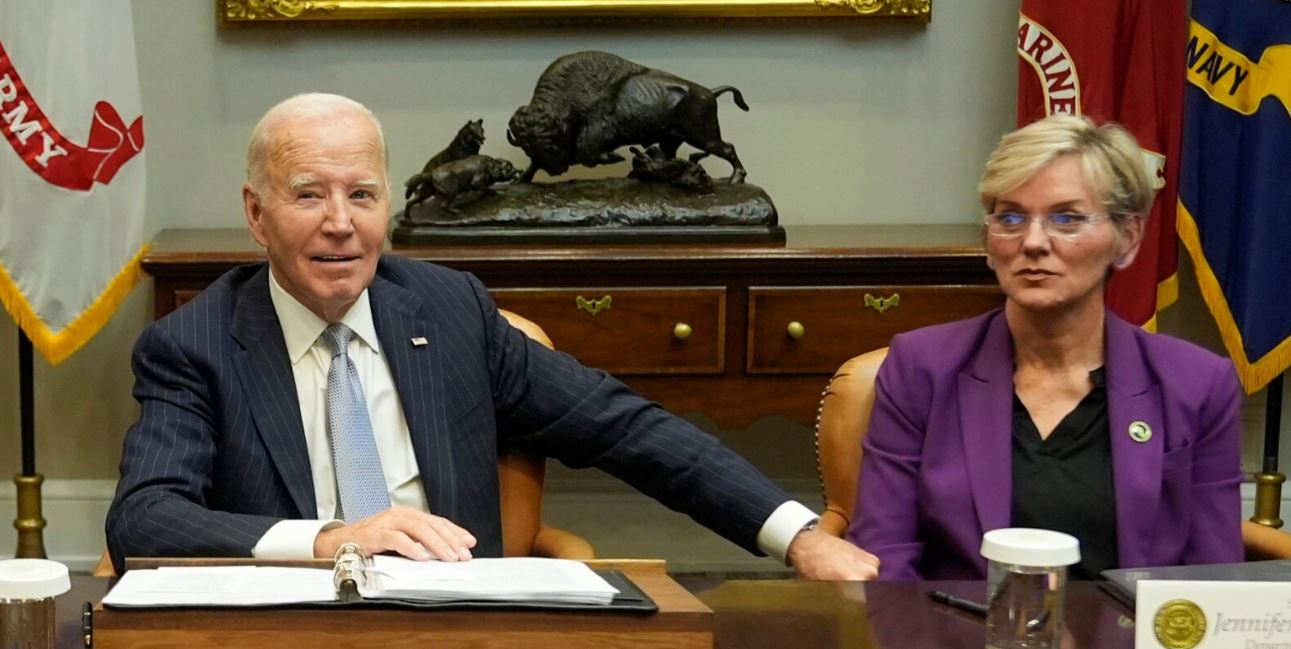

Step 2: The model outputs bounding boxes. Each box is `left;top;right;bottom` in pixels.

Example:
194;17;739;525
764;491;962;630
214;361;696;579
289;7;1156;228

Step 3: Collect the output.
1104;313;1163;568
957;310;1016;536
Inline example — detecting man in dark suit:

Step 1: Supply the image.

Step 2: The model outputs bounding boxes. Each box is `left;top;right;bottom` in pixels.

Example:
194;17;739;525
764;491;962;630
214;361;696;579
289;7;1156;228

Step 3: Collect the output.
106;93;877;579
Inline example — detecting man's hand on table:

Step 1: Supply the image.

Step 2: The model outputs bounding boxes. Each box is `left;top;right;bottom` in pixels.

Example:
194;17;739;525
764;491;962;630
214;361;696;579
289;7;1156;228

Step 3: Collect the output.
787;528;880;581
313;506;477;561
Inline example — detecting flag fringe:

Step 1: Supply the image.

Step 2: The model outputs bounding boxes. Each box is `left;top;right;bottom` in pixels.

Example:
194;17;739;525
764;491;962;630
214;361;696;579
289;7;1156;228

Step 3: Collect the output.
1141;271;1181;334
0;244;150;366
1157;271;1180;313
1177;201;1291;394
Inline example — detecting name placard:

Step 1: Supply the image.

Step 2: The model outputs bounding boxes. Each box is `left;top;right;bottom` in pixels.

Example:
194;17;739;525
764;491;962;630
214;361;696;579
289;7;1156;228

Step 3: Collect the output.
1136;580;1291;649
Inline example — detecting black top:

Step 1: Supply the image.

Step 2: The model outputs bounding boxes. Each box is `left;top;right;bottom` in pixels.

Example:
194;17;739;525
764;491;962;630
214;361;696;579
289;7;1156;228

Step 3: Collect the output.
1011;368;1118;581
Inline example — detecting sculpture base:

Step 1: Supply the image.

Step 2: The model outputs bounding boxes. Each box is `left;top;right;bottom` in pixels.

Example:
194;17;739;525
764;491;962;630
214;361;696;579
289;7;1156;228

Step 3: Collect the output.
394;224;784;246
392;177;782;246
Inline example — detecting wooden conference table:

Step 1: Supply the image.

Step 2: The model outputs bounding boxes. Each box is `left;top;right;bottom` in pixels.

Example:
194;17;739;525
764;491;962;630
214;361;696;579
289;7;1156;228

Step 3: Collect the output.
54;575;1134;648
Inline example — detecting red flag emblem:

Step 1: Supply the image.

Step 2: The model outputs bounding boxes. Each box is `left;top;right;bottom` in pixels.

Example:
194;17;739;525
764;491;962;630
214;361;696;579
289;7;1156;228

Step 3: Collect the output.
0;42;143;192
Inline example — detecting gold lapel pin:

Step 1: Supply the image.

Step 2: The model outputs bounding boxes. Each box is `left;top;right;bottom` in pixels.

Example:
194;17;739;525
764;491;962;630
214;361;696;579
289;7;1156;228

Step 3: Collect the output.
1128;420;1152;443
411;337;428;347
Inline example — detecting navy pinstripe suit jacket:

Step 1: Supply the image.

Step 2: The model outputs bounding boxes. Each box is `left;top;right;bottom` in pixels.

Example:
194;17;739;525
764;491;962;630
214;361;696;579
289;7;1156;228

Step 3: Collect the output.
106;255;789;572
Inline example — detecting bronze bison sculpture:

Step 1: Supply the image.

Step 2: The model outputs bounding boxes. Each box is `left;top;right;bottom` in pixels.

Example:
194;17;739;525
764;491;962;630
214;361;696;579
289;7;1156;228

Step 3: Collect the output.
507;51;749;184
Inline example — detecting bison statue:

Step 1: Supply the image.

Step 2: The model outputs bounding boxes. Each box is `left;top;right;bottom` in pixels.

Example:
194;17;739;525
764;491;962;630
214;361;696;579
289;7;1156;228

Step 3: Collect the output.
507;51;749;184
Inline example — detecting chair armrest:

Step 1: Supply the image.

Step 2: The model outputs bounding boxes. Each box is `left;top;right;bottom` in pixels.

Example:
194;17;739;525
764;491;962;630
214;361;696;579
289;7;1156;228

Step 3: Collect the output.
93;549;116;578
1243;520;1291;560
531;525;596;560
819;508;850;539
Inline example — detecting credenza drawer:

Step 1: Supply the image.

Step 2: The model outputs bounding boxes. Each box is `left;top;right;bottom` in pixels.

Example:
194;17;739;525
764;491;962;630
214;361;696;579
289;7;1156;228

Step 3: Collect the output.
747;286;1004;374
492;288;726;375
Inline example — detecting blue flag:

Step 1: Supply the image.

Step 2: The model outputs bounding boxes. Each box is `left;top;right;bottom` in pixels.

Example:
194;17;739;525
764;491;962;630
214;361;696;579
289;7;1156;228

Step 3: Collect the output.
1178;0;1291;394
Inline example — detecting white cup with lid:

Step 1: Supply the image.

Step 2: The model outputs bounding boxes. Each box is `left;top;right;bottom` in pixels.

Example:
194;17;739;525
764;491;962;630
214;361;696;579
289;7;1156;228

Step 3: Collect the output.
980;528;1080;649
0;559;72;649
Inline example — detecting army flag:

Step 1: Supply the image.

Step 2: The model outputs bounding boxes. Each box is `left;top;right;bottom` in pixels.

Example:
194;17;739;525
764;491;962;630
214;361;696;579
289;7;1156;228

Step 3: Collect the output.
1178;0;1291;394
0;0;146;364
1017;0;1187;329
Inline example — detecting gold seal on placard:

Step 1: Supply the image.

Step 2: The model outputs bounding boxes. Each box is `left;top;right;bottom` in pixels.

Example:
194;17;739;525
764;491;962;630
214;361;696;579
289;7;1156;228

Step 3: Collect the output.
1153;599;1206;649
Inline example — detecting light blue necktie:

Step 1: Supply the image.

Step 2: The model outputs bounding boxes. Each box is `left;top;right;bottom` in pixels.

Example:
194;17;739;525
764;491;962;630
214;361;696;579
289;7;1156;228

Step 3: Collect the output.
321;323;391;523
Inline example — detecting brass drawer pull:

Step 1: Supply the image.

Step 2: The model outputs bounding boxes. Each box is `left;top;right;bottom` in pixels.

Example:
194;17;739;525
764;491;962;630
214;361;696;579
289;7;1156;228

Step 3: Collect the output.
786;321;805;340
575;295;612;316
864;292;900;314
673;323;693;340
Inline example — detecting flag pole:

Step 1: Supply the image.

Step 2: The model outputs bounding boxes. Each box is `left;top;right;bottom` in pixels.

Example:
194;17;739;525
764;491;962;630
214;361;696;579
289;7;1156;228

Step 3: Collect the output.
13;331;47;558
1252;373;1285;529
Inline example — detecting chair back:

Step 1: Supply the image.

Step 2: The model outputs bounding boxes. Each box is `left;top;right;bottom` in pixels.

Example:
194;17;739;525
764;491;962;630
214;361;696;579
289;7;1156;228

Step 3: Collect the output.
496;309;556;558
496;310;594;559
813;347;888;538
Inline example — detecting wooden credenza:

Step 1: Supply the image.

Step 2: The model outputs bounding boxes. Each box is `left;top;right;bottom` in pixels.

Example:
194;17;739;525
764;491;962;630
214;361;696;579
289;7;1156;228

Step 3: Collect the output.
142;225;1003;429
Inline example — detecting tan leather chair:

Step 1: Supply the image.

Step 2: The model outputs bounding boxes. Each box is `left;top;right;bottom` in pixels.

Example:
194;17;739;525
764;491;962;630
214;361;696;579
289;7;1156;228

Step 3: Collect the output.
812;346;1291;561
1241;520;1291;560
494;310;594;560
813;347;889;539
94;309;591;577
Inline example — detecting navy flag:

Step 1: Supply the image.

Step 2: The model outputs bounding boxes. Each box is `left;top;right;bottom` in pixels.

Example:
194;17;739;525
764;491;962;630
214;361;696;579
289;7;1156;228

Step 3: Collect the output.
1178;0;1291;393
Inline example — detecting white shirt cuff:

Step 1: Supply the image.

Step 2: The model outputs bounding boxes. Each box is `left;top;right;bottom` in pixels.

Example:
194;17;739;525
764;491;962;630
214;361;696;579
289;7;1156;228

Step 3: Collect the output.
756;500;820;565
253;519;344;560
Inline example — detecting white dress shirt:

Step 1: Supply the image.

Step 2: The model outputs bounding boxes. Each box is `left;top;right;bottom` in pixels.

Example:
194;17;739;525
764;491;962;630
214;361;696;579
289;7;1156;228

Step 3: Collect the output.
254;271;425;557
253;270;817;563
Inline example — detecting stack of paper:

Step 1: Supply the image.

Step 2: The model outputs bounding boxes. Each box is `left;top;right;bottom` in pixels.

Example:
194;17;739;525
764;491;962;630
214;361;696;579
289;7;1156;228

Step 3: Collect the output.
102;566;335;607
364;557;620;605
101;557;620;608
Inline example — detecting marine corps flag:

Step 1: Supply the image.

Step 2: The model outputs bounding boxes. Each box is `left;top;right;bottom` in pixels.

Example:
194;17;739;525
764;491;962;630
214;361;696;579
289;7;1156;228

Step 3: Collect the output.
1178;0;1291;394
0;0;146;364
1017;0;1186;329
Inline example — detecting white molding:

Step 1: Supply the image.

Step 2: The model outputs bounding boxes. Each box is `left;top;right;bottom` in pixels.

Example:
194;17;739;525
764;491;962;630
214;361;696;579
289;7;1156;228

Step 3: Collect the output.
2;479;1286;574
539;487;819;573
0;479;116;499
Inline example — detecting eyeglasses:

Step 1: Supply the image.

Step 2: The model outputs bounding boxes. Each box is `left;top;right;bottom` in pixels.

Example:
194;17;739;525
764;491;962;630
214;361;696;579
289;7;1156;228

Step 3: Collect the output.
983;211;1112;240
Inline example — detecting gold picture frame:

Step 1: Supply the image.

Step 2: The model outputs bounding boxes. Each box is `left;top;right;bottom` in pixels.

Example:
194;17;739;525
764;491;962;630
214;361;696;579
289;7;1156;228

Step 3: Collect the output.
218;0;930;23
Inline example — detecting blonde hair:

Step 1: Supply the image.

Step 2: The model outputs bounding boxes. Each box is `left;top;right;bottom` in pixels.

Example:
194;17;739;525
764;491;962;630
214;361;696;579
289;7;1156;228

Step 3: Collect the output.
977;114;1155;229
245;93;389;196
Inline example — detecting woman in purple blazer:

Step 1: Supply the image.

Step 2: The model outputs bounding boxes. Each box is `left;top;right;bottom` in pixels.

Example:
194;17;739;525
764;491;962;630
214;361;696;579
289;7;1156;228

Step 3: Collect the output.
848;115;1244;580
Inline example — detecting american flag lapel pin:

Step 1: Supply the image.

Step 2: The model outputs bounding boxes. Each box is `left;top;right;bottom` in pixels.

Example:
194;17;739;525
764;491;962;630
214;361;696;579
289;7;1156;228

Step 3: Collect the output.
411;337;428;347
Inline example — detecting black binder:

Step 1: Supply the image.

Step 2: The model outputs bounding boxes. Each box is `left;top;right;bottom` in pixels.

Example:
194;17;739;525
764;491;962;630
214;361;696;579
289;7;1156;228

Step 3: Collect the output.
103;547;658;615
1099;559;1291;608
